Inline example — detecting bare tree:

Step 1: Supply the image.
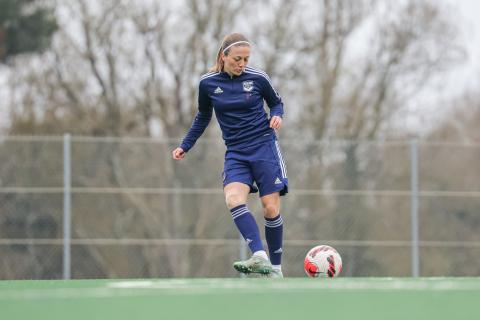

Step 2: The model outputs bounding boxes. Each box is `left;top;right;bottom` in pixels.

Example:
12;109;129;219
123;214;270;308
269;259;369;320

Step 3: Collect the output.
288;0;463;275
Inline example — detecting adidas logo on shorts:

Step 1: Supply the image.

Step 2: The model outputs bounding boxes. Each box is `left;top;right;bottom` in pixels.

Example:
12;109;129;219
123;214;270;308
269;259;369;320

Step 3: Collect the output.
275;177;282;184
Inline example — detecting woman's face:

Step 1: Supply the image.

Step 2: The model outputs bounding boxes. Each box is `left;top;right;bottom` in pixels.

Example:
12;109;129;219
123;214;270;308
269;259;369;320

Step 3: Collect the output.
222;45;250;76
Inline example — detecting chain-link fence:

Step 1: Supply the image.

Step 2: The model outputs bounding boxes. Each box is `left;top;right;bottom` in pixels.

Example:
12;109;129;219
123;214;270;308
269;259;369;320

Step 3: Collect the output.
0;135;479;279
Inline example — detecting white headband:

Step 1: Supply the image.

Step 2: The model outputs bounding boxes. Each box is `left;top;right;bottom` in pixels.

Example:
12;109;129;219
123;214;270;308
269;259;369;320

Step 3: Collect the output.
222;41;250;54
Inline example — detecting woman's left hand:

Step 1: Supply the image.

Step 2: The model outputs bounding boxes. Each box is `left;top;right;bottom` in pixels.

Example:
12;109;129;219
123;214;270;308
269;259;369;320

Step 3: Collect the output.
270;116;282;130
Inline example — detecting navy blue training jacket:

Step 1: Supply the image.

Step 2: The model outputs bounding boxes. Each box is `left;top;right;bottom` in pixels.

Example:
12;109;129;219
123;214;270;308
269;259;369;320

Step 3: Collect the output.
180;66;284;152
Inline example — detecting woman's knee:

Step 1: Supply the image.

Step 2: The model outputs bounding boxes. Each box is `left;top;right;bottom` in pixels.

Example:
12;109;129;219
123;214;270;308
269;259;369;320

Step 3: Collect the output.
224;183;249;209
225;192;246;209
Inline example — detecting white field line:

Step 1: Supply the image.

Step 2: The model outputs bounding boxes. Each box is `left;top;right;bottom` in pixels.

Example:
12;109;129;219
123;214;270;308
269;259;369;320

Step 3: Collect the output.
0;278;479;301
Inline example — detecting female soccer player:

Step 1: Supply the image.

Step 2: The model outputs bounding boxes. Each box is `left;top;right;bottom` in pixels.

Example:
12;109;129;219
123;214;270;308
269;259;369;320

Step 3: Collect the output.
172;33;288;278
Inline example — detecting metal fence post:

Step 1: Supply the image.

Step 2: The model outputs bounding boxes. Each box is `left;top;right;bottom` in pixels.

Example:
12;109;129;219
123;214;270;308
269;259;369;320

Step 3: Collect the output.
410;139;420;277
63;134;72;279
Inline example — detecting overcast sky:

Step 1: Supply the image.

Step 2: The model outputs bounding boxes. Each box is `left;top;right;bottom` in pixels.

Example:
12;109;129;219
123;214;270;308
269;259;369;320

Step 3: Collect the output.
444;0;480;90
398;0;480;134
1;0;479;135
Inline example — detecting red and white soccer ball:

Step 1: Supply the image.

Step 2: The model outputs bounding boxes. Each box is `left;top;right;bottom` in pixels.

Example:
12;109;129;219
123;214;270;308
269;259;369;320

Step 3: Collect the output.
304;245;343;278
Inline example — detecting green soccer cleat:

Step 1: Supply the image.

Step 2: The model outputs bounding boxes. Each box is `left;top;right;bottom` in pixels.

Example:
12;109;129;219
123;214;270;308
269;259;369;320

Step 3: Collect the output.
233;255;272;275
265;269;284;278
261;268;283;278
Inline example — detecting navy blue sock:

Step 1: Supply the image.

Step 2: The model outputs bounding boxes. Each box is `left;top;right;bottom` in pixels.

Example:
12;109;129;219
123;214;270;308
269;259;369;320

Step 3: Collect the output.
230;204;264;253
265;215;283;265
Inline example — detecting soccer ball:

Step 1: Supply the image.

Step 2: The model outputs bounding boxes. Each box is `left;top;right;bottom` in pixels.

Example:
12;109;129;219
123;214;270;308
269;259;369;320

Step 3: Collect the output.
304;245;342;278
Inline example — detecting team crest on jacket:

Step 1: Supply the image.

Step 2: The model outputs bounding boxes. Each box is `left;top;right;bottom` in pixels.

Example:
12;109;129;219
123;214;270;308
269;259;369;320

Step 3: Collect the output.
242;80;254;92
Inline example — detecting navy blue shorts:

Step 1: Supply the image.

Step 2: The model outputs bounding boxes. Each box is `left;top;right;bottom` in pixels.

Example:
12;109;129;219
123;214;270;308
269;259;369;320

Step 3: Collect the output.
222;138;288;197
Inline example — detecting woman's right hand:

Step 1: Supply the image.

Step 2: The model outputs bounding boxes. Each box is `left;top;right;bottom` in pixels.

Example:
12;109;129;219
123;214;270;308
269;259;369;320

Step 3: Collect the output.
172;147;186;160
